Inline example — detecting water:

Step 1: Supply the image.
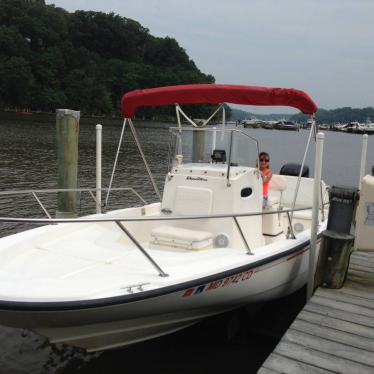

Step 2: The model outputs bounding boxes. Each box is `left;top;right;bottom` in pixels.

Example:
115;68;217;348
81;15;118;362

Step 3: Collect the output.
0;114;373;373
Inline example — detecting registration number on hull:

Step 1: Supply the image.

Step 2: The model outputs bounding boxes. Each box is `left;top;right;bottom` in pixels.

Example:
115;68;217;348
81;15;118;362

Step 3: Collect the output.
182;270;254;297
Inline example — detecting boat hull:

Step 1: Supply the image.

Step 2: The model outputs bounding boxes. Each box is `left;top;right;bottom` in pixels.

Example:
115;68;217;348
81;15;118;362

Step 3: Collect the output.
0;241;314;351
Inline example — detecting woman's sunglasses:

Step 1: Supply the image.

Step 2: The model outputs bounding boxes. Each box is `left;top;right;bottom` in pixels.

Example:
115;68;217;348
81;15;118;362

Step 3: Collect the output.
260;158;270;162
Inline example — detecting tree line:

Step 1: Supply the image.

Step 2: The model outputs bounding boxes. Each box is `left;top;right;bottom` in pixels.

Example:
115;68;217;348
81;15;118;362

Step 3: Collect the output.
0;0;217;118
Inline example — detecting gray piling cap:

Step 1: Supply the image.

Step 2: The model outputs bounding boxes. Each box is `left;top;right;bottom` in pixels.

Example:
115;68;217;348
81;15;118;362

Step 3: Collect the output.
56;109;80;120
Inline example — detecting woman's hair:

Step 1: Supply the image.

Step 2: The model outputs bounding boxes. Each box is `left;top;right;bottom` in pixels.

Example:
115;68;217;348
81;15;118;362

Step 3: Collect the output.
259;152;270;159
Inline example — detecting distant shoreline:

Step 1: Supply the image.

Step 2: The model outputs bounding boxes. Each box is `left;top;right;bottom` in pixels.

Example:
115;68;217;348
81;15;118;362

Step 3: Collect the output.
0;110;175;128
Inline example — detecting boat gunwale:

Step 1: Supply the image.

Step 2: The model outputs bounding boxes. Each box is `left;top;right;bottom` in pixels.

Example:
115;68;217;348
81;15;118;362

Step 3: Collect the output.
0;237;318;312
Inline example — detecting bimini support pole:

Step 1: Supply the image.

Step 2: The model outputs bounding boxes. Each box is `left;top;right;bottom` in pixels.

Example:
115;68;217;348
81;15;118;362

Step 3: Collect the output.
307;132;325;301
105;118;127;209
128;119;162;200
289;116;316;228
175;104;182;132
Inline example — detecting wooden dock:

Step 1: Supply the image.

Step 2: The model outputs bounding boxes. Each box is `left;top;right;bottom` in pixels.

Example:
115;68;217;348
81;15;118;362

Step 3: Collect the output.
258;251;374;373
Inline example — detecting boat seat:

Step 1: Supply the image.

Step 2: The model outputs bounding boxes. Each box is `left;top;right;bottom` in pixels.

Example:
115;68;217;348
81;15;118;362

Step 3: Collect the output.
150;226;213;250
268;175;287;207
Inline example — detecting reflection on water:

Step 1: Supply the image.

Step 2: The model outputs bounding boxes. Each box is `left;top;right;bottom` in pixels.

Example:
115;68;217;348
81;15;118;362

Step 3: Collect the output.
0;114;373;373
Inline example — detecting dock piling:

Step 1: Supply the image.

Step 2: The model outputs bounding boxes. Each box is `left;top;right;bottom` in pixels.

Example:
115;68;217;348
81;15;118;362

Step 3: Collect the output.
56;109;80;218
315;186;358;289
96;124;102;214
192;129;206;162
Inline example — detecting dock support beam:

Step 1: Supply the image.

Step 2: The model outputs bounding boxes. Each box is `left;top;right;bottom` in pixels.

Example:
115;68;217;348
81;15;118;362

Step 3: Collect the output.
56;109;80;218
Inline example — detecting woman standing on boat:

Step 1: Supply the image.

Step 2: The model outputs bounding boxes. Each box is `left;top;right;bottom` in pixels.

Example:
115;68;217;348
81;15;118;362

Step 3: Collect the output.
259;152;273;207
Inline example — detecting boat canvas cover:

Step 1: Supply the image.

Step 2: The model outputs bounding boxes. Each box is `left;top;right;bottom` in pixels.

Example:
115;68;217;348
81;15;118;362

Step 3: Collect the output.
121;84;318;118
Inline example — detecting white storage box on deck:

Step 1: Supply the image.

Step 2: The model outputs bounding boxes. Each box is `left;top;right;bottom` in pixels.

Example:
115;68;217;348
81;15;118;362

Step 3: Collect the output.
355;175;374;252
150;226;213;250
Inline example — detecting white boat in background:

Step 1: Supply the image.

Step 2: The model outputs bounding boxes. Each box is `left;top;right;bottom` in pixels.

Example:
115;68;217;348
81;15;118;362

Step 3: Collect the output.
334;121;374;134
274;120;300;131
0;84;328;352
241;118;265;128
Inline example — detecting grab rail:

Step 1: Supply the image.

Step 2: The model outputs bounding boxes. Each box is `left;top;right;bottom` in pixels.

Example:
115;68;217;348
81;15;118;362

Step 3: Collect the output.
0;204;328;224
0;187;147;219
0;203;328;277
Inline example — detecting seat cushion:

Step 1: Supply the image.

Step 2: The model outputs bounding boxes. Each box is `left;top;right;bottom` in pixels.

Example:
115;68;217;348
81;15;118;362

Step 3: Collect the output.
151;226;213;250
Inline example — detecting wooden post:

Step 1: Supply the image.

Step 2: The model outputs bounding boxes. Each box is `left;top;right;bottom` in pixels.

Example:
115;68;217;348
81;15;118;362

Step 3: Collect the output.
192;129;205;162
315;185;358;289
314;231;354;288
56;109;80;218
96;124;102;214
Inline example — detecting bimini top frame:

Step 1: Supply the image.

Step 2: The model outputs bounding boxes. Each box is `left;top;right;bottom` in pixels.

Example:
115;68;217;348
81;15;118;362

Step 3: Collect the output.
108;84;319;229
120;84;318;118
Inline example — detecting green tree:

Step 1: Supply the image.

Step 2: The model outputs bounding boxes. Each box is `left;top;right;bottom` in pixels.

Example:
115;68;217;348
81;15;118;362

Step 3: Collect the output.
0;56;33;107
0;0;216;116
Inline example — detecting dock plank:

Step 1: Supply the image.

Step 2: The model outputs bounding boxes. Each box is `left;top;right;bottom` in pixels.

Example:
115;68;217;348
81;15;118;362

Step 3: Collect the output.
260;353;335;374
283;328;374;366
350;256;374;267
351;252;374;260
257;367;281;374
304;301;374;327
297;309;374;339
310;293;374;315
274;341;374;374
292;319;374;352
347;272;374;287
334;281;374;300
350;263;374;274
259;250;374;373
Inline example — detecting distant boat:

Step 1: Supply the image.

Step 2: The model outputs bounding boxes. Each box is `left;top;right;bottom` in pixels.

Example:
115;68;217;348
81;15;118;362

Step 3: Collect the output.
318;124;330;131
274;120;300;131
335;121;374;135
345;122;374;134
262;121;276;129
241;118;264;128
330;123;346;132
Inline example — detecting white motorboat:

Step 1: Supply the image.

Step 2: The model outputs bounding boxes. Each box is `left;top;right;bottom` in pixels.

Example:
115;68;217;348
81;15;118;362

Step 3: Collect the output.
0;84;328;352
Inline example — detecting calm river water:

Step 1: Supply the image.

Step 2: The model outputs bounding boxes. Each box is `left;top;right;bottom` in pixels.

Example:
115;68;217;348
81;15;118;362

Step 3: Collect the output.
0;114;373;373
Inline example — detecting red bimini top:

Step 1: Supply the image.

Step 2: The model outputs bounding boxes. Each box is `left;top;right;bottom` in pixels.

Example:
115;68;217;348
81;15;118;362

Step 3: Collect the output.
121;84;317;118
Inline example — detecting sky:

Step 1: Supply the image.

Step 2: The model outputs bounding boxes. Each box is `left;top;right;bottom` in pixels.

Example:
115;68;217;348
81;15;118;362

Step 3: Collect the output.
46;0;374;114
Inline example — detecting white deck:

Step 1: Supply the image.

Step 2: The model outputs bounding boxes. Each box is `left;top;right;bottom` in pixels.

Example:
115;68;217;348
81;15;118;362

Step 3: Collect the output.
0;207;313;302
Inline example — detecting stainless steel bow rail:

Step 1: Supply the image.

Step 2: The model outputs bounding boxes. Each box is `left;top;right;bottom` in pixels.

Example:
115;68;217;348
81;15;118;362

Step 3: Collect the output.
0;204;328;278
